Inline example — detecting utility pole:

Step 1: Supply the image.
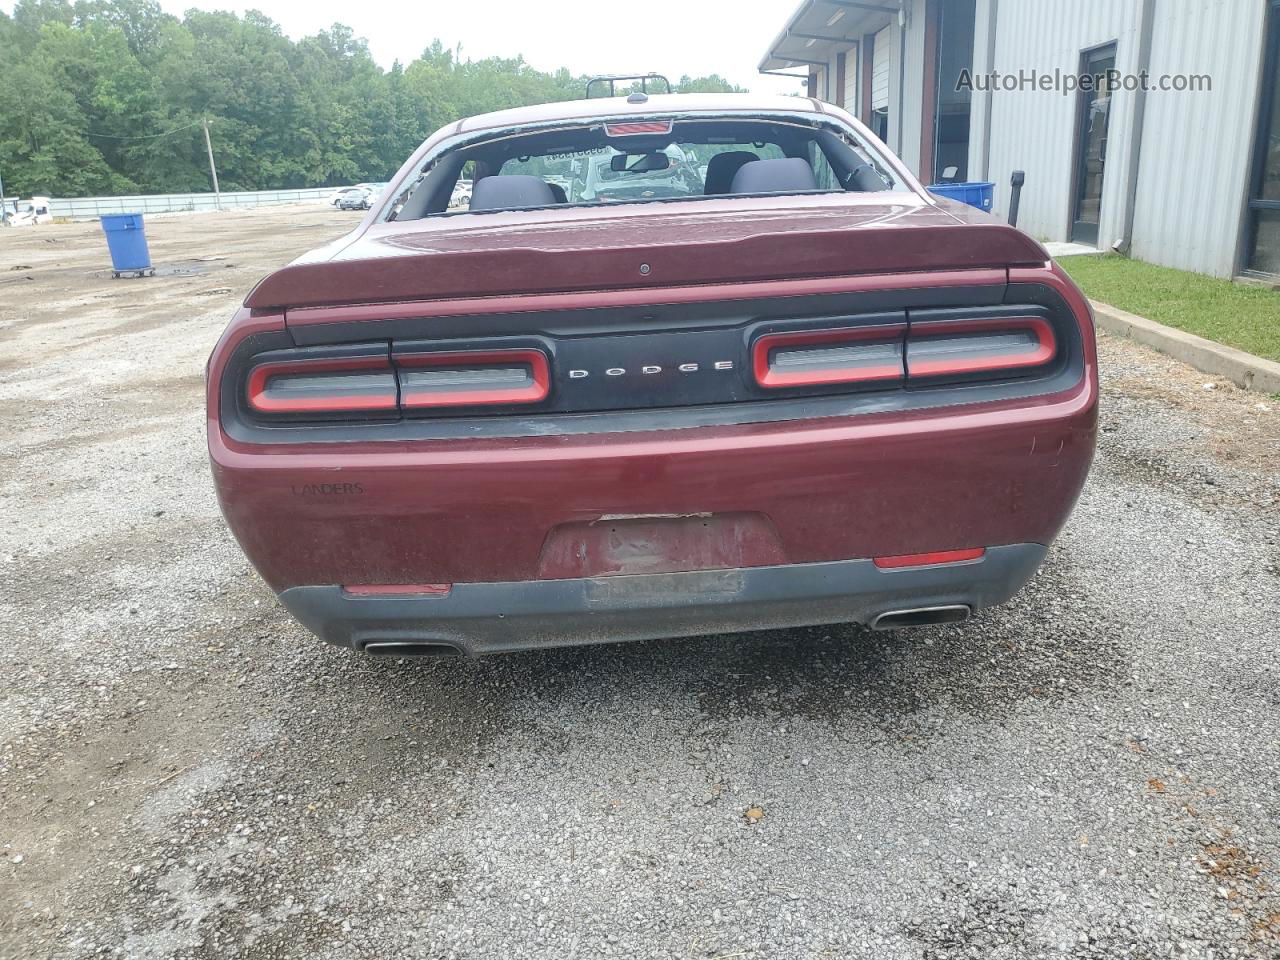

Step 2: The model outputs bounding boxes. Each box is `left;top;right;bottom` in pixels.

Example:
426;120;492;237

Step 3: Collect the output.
0;168;7;226
202;118;222;211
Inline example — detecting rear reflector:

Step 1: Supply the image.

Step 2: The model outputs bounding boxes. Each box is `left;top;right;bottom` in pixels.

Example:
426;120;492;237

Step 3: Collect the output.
874;548;986;569
906;315;1055;377
246;356;397;415
397;348;550;409
343;583;453;596
752;324;906;389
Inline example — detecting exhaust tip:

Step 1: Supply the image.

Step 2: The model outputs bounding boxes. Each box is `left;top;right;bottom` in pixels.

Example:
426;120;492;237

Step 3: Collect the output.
362;640;462;658
870;605;971;631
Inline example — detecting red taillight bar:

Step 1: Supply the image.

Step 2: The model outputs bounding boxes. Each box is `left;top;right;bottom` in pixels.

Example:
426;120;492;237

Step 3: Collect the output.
396;348;550;409
905;315;1056;377
752;324;906;389
874;548;986;569
246;356;397;414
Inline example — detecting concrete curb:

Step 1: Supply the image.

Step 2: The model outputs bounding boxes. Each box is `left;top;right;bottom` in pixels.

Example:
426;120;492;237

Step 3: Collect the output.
1090;300;1280;395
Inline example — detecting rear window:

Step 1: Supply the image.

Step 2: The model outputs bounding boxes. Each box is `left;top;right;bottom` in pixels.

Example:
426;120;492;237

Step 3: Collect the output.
387;114;902;221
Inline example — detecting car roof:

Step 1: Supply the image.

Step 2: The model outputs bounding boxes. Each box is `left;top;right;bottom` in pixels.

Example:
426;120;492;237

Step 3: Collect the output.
454;93;823;134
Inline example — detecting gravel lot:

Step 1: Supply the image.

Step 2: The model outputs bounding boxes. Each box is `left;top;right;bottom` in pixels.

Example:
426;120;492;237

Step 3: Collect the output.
2;206;1279;960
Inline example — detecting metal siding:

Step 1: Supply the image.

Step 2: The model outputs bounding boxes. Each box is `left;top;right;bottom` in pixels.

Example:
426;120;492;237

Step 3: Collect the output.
985;0;1144;243
983;0;1265;275
968;0;998;181
1129;0;1267;276
873;25;892;108
844;44;860;108
901;8;928;173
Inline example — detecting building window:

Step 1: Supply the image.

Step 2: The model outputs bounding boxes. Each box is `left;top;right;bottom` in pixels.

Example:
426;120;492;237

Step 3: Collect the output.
871;108;890;142
1246;0;1280;275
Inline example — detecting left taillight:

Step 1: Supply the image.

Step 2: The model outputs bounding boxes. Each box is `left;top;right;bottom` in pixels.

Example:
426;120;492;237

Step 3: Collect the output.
246;353;398;416
243;343;553;420
396;348;550;409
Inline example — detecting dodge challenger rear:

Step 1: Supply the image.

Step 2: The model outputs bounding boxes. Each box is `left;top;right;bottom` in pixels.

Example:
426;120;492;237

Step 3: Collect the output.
207;93;1098;657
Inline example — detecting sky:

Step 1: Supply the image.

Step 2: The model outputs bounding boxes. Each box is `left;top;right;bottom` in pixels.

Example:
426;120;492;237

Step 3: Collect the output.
7;0;809;96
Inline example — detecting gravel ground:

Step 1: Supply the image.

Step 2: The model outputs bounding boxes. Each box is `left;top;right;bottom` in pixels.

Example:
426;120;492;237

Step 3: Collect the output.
2;207;1279;960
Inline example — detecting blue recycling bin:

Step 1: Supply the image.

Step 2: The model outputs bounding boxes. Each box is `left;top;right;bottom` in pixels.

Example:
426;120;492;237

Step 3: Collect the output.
928;181;995;212
100;213;153;276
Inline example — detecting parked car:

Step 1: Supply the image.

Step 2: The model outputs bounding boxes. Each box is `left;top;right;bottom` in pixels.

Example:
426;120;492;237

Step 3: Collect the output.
335;188;372;211
207;93;1098;658
5;196;53;226
449;178;473;208
327;183;385;207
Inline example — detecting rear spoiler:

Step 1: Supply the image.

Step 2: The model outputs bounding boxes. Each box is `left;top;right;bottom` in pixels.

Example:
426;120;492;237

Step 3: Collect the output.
245;220;1048;311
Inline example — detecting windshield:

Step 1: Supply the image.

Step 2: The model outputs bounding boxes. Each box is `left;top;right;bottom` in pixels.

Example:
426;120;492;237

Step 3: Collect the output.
387;114;902;221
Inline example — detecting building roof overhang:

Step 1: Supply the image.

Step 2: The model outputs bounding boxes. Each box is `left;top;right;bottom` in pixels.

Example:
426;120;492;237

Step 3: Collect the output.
759;0;901;74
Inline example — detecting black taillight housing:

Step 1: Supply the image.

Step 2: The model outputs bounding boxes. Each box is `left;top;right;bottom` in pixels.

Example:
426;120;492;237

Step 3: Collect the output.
750;307;1060;392
905;314;1056;380
752;322;906;389
235;304;1067;431
242;342;553;422
396;348;550;410
246;356;398;416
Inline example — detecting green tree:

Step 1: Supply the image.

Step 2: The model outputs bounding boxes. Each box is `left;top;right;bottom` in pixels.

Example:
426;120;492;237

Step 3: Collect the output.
676;74;746;94
0;0;741;198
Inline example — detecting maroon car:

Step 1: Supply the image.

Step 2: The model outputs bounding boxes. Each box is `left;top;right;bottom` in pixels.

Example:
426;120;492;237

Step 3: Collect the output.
207;93;1097;657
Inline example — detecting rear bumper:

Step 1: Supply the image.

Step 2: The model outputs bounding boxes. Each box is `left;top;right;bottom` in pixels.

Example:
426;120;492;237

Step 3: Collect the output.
278;543;1047;656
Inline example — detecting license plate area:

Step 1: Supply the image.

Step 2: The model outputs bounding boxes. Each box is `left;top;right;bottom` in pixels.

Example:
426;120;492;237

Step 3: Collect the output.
538;513;787;579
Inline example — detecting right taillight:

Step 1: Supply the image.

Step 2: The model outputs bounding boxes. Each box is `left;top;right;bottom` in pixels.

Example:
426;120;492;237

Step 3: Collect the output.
905;315;1057;378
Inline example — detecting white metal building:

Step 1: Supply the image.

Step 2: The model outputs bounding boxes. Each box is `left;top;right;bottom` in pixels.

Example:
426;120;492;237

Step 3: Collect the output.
760;0;1280;280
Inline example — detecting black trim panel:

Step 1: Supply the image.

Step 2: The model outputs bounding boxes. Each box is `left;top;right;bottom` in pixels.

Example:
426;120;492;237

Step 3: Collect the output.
219;282;1085;444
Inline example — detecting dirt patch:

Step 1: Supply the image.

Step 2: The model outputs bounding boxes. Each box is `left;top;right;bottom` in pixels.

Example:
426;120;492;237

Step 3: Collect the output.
1098;332;1280;477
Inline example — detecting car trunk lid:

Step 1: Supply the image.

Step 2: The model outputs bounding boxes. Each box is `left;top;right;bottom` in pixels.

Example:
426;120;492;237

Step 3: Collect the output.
249;193;1046;313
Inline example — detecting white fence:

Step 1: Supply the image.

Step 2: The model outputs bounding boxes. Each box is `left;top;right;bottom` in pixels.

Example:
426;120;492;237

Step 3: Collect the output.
47;187;335;220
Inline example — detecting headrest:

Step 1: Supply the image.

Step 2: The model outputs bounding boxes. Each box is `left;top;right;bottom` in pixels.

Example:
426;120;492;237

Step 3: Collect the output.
728;157;819;195
703;151;759;195
469;175;557;212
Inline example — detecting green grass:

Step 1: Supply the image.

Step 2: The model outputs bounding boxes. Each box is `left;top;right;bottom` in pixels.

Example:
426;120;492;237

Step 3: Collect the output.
1059;254;1280;363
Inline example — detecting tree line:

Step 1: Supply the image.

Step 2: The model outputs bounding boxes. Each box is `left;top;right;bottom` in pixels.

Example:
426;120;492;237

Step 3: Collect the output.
0;0;742;198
